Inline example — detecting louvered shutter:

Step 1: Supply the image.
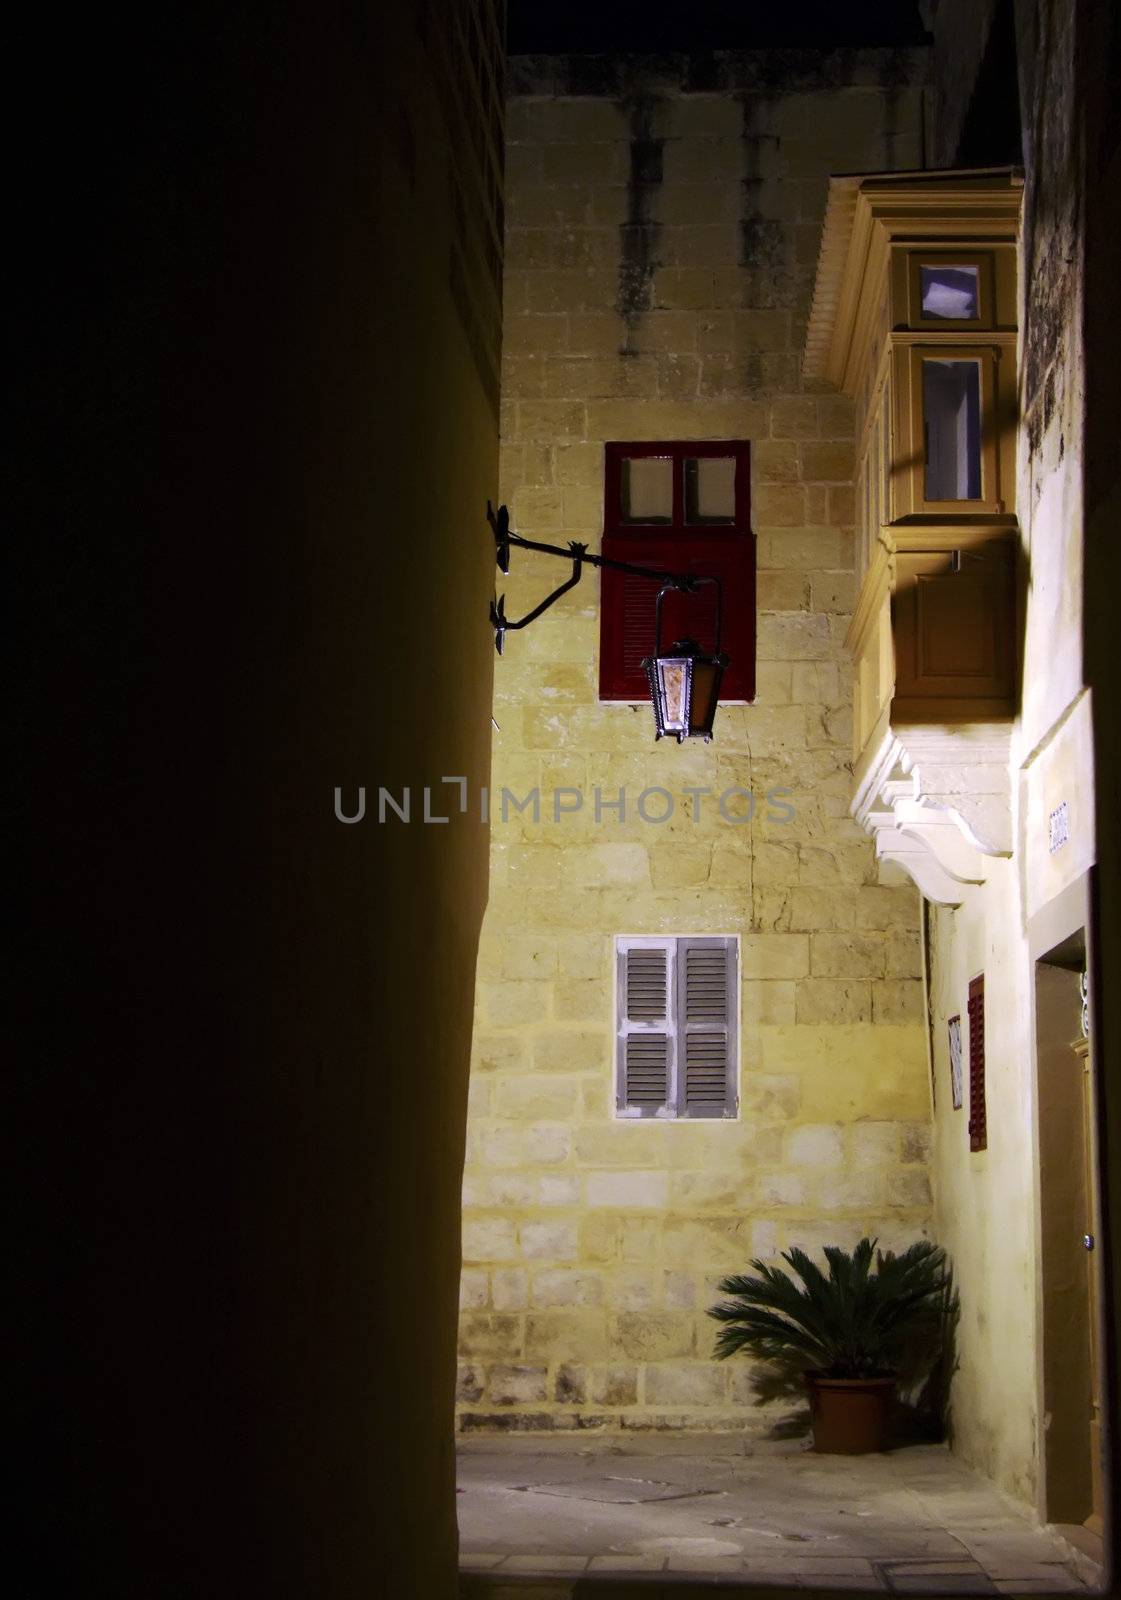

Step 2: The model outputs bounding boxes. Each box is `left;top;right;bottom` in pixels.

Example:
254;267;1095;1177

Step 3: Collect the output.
678;937;738;1118
967;974;986;1152
616;938;674;1116
599;533;757;703
599;537;673;702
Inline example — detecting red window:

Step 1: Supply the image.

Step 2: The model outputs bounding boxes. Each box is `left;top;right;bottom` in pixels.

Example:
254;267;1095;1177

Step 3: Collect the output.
599;441;756;703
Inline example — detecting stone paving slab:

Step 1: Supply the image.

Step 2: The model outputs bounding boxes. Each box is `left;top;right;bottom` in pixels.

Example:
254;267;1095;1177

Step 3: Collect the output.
458;1435;1100;1594
992;1584;1084;1596
461;1586;1076;1600
881;1580;996;1595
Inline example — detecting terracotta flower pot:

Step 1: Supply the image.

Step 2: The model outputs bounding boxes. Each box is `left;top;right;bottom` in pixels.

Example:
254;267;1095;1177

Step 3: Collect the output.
806;1374;896;1454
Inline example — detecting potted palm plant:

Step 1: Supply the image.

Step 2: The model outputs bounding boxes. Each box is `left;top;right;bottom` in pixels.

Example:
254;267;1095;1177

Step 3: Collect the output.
708;1237;952;1454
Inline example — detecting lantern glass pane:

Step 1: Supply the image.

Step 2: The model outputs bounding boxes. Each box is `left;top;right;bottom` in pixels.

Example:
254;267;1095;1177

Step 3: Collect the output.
920;263;979;320
688;660;720;736
657;658;689;733
684;456;736;523
922;358;982;500
620;456;672;523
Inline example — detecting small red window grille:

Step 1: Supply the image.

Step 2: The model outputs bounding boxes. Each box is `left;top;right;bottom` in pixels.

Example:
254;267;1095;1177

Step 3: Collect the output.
967;974;987;1152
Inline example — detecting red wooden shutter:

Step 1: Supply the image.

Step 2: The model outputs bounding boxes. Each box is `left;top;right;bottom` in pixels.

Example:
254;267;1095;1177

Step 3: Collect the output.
600;533;756;702
967;975;986;1152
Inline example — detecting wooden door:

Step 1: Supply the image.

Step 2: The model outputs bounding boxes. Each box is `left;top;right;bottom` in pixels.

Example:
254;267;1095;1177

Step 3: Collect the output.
1036;962;1096;1525
1075;1032;1104;1534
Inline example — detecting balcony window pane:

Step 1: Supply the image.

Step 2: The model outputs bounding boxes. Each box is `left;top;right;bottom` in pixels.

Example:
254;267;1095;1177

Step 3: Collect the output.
684;456;736;523
923;358;982;500
921;264;980;320
620;456;672;523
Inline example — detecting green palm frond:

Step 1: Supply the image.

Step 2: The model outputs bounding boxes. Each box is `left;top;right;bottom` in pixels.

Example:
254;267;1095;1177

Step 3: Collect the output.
707;1236;951;1379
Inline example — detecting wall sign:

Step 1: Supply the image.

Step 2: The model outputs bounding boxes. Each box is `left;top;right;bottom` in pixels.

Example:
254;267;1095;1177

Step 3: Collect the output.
1048;800;1069;854
948;1014;963;1110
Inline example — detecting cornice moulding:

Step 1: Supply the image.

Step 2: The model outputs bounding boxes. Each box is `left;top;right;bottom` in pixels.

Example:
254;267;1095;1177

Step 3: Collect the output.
804;166;1024;391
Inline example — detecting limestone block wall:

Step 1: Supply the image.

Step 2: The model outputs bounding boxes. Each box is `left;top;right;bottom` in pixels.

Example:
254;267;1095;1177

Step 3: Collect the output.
459;51;933;1432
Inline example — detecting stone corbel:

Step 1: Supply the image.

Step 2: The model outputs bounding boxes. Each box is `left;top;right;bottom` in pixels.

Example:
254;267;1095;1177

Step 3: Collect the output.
865;818;974;905
892;798;995;882
852;723;1012;904
897;751;1013;859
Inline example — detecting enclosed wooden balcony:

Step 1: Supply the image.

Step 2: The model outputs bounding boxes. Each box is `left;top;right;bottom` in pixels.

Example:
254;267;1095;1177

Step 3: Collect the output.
804;169;1023;902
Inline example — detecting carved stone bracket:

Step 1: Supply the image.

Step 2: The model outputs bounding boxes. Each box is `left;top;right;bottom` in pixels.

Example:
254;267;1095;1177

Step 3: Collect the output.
852;723;1012;905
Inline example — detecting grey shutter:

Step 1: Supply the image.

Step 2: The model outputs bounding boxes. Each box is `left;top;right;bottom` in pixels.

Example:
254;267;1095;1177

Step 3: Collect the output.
616;939;674;1116
678;938;737;1118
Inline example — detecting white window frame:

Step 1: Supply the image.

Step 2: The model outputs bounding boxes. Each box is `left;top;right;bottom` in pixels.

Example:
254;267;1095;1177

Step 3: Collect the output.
614;934;739;1120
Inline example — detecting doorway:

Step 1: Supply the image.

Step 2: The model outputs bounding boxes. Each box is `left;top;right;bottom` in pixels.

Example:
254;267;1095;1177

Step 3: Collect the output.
1035;934;1104;1533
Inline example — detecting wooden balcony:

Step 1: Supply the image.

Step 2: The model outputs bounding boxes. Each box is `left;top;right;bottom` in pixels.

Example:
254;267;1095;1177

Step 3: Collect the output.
804;168;1023;904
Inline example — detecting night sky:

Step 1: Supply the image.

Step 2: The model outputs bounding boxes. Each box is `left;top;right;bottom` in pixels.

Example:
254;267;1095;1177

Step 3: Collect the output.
507;1;931;55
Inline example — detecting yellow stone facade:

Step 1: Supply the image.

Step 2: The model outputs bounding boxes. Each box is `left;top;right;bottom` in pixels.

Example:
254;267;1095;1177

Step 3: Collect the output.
459;54;933;1431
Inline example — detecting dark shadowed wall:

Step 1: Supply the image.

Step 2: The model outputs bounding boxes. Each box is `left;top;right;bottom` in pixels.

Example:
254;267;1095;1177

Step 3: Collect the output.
1080;0;1121;1574
16;5;501;1596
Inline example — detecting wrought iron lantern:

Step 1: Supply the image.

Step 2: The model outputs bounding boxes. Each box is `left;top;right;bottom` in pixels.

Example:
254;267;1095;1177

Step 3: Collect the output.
643;579;727;743
487;502;729;744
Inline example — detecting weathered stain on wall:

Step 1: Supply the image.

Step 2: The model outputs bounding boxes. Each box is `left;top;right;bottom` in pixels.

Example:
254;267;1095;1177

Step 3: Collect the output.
1017;0;1080;456
616;96;665;340
738;95;789;324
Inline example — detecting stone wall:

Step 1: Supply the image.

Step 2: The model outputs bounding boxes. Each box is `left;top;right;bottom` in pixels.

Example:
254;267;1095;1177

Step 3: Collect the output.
1080;0;1121;1549
458;51;933;1432
21;3;501;1594
923;0;1100;1515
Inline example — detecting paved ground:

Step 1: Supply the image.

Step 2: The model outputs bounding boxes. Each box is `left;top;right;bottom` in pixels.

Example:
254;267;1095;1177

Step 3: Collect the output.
458;1435;1101;1594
